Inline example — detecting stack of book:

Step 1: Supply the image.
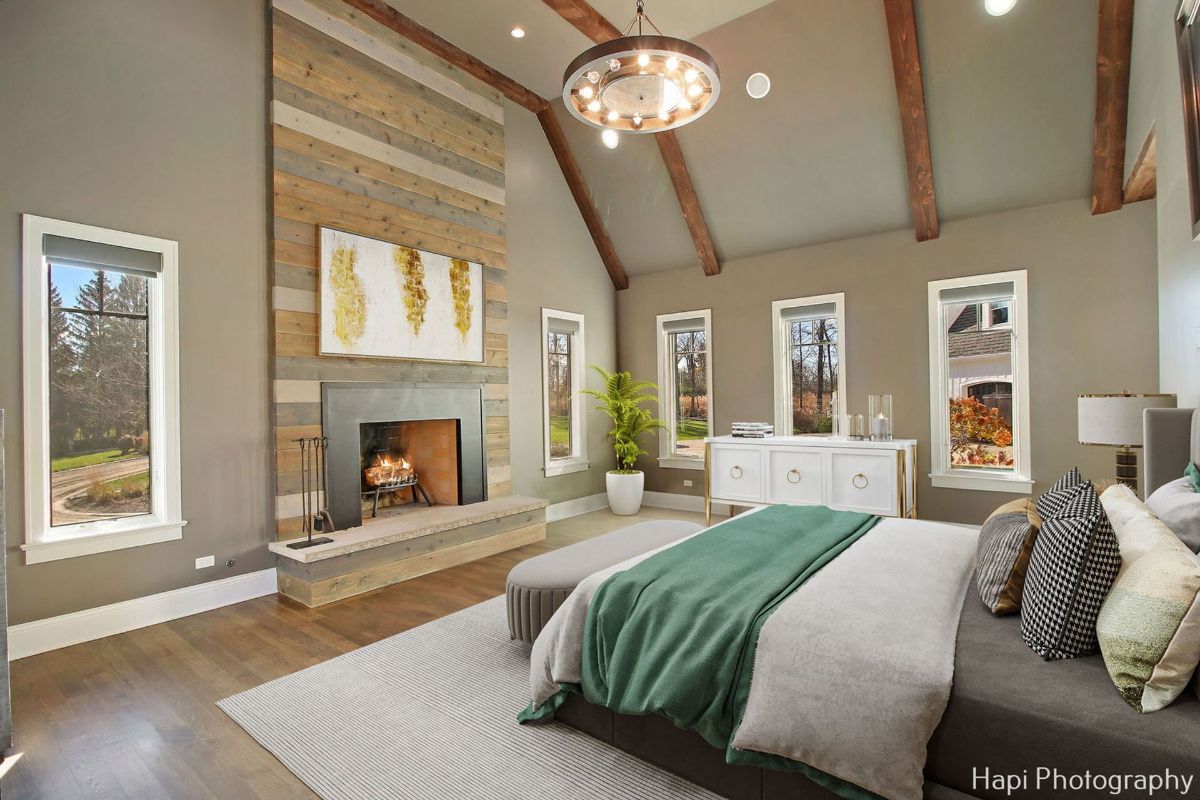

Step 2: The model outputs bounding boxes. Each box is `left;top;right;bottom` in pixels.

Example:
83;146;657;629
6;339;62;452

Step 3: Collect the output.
731;422;774;438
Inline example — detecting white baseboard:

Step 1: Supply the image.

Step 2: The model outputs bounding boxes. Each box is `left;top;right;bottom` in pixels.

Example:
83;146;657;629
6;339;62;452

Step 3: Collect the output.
642;491;731;517
546;492;609;522
7;567;278;661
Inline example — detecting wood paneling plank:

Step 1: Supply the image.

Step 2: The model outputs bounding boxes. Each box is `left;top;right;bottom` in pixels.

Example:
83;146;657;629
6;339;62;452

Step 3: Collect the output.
1124;126;1157;204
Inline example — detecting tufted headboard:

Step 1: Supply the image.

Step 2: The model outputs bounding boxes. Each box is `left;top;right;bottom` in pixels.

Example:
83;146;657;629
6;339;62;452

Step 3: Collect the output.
1144;408;1200;497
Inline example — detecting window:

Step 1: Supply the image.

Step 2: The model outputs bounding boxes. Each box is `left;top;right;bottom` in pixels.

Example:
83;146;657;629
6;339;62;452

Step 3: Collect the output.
927;271;1032;492
541;309;587;476
772;294;846;436
656;310;712;469
22;215;185;563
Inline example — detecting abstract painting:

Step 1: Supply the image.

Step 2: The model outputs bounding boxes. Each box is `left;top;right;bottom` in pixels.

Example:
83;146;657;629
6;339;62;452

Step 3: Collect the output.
318;227;484;363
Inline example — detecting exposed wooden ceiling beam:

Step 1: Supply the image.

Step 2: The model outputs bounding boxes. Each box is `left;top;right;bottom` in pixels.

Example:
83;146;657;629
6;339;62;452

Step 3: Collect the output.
338;0;630;289
340;0;549;114
538;107;630;289
542;0;722;275
882;0;939;242
1090;0;1136;215
1124;127;1157;204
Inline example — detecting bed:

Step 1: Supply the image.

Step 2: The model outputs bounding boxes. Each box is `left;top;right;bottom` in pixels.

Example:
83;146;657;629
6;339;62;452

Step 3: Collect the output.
523;417;1200;800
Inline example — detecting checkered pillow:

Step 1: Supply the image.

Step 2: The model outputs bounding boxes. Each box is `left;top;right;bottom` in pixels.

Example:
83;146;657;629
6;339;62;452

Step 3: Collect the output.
1021;481;1121;661
1035;466;1086;520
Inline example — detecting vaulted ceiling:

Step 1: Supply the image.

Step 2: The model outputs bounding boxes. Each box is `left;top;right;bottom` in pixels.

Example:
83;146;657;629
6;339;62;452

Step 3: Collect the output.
389;0;1104;276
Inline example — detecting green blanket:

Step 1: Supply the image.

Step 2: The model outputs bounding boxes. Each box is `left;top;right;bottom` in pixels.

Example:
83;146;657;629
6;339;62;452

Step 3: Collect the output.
522;504;877;762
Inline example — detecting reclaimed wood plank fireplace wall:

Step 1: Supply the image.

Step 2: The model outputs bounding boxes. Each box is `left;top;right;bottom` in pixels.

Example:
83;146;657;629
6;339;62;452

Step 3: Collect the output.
268;0;513;541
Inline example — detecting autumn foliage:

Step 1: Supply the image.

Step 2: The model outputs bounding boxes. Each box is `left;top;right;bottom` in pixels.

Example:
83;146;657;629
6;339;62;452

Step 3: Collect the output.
950;396;1014;467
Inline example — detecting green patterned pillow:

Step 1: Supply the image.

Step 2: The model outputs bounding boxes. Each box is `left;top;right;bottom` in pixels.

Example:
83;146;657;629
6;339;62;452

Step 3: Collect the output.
1097;484;1200;713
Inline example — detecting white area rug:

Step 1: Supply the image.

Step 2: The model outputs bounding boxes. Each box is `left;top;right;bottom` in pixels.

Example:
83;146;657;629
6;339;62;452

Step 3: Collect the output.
218;596;720;800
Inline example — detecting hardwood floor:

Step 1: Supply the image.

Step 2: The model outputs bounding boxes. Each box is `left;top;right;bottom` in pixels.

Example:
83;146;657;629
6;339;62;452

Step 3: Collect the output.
0;506;707;800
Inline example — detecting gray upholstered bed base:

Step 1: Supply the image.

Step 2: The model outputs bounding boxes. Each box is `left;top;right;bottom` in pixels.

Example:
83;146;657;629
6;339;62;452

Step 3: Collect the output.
1144;407;1199;497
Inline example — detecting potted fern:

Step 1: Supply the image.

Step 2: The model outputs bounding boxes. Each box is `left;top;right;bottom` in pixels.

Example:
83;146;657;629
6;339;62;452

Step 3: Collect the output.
582;366;665;515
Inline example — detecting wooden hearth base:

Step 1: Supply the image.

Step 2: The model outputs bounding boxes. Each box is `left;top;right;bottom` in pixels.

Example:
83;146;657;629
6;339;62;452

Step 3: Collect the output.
270;496;547;607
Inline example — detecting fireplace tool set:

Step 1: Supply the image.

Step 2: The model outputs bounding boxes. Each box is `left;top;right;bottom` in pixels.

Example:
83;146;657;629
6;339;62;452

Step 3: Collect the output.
288;436;336;550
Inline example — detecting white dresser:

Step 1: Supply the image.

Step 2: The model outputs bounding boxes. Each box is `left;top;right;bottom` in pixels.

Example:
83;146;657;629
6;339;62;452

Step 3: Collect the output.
703;436;917;524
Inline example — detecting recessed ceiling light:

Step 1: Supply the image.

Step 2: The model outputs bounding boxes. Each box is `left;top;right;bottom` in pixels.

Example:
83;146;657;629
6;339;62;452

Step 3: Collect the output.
746;72;771;100
510;26;526;38
984;0;1017;16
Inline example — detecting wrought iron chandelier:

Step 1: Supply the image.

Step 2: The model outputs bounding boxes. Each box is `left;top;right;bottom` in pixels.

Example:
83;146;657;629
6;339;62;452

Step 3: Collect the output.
562;0;720;134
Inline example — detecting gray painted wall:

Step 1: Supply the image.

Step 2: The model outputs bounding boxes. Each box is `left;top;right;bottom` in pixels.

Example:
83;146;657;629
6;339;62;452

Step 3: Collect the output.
0;0;617;625
617;199;1159;524
0;0;274;625
1127;0;1200;407
505;106;618;503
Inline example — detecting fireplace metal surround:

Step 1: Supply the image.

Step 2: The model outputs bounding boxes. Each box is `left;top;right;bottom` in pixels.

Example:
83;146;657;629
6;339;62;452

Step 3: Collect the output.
322;382;487;530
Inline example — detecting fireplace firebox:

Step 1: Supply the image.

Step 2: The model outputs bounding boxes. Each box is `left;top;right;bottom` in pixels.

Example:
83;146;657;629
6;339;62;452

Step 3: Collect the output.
322;383;487;530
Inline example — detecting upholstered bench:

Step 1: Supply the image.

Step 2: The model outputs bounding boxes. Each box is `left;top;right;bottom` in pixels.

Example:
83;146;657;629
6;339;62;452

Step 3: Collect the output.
506;519;704;644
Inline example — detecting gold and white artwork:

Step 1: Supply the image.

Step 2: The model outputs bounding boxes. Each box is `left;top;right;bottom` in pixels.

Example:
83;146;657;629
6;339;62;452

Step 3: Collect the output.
319;227;484;363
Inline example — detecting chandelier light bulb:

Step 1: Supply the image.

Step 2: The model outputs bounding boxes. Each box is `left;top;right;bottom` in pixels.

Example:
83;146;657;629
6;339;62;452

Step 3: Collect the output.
684;68;699;83
587;99;602;113
679;99;692;111
637;53;650;67
607;110;619;122
609;58;621;72
658;110;670;121
666;56;680;71
632;114;643;127
687;83;702;98
586;70;600;83
580;85;594;99
601;129;619;149
984;0;1017;15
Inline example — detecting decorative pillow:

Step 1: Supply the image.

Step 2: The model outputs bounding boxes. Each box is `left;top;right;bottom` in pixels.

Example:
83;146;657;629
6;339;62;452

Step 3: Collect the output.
1146;477;1200;553
975;498;1041;615
1096;484;1200;712
1035;467;1086;520
1021;480;1122;661
1188;462;1200;493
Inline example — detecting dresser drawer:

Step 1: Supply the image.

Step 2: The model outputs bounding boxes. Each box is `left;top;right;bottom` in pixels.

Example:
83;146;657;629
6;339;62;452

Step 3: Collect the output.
829;450;898;516
709;445;765;503
765;448;824;506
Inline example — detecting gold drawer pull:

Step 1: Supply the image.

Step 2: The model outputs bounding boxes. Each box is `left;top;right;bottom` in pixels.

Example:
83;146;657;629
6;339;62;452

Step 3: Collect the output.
786;468;802;484
729;465;744;479
852;473;869;490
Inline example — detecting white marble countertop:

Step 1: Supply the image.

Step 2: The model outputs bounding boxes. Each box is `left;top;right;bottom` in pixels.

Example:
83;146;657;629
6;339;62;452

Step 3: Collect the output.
705;435;917;449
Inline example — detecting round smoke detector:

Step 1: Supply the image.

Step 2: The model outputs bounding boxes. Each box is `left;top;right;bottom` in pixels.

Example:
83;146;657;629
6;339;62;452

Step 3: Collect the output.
746;72;771;100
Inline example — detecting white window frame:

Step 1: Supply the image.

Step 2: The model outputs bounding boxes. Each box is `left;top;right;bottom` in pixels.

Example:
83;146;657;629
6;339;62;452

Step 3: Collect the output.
772;293;847;437
541;308;588;477
21;214;186;564
656;309;713;471
927;270;1033;493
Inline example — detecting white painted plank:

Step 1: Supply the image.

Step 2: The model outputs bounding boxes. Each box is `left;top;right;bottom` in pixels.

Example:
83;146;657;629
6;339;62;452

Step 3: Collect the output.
273;0;504;125
273;285;318;313
273;101;506;206
274;379;322;403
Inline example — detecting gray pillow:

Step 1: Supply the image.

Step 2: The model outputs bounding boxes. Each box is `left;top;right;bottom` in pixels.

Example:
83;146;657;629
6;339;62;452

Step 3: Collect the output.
1145;477;1200;553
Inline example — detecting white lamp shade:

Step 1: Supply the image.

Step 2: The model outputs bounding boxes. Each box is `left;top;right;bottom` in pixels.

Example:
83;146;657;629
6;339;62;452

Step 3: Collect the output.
1078;394;1177;447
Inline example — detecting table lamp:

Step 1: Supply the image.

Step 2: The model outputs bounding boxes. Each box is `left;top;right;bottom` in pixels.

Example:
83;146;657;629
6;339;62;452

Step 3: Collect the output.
1078;393;1177;493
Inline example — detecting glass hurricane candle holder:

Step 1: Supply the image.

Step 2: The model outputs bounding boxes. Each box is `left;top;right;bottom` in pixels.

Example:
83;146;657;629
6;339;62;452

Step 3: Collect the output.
869;394;893;441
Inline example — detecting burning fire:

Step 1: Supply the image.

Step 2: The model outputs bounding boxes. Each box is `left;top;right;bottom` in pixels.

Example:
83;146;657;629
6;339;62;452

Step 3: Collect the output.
364;453;413;487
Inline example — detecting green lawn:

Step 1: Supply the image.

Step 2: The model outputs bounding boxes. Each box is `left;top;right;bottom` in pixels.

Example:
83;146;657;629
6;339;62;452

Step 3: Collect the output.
549;415;571;456
676;417;708;440
51;448;142;473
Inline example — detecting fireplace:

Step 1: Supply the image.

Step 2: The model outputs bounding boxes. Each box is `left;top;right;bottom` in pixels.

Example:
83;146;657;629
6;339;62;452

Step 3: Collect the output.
360;419;461;516
322;382;487;530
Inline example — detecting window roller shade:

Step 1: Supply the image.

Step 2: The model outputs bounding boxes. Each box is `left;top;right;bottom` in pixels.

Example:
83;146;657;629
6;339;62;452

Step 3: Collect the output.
43;234;162;277
938;281;1014;306
546;317;580;335
779;302;838;322
662;316;707;334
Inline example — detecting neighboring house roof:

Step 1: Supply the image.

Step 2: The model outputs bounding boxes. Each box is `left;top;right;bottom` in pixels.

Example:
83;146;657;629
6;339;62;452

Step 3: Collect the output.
948;304;1011;359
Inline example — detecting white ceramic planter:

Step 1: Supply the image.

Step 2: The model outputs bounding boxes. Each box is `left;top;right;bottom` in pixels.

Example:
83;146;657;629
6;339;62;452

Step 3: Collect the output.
606;471;645;516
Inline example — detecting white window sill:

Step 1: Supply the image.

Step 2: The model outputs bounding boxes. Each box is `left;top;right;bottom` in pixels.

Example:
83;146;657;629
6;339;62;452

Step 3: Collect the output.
23;519;188;564
658;456;705;471
545;458;589;477
929;471;1034;494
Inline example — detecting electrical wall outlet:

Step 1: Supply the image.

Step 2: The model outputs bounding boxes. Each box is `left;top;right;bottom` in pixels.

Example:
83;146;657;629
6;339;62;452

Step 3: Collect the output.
195;555;215;569
683;479;694;487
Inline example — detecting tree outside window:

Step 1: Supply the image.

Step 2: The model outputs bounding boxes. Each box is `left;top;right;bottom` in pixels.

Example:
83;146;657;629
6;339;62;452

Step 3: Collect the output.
789;318;838;434
671;330;708;457
546;332;572;459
